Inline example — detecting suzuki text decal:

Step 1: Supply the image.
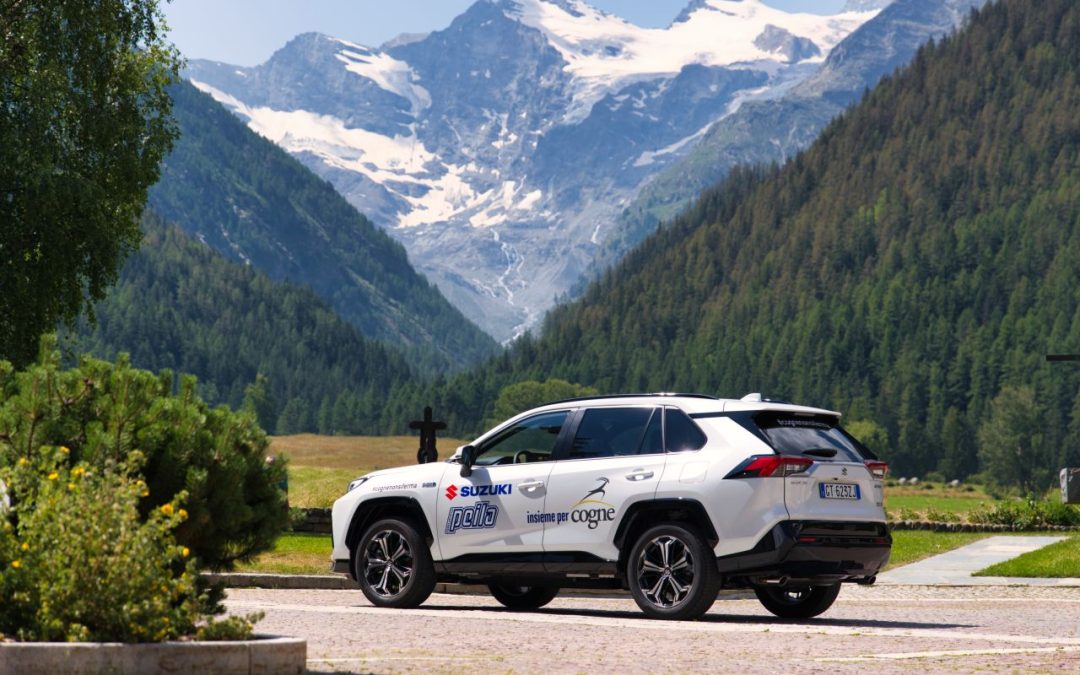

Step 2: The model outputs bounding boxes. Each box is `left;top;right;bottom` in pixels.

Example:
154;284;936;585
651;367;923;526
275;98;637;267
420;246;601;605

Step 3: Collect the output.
444;483;512;500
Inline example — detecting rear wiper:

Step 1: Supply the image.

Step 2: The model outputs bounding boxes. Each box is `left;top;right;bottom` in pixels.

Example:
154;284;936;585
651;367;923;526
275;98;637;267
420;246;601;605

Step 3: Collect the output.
801;448;838;458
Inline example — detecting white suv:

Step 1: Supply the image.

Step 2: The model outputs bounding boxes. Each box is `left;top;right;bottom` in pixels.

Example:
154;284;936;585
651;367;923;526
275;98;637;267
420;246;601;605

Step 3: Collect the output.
330;393;891;620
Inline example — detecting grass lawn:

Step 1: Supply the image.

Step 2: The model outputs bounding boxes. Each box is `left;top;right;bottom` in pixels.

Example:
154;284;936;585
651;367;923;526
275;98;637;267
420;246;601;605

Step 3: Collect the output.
974;536;1080;577
236;527;989;576
269;434;471;508
885;483;994;518
885;530;990;569
235;533;333;575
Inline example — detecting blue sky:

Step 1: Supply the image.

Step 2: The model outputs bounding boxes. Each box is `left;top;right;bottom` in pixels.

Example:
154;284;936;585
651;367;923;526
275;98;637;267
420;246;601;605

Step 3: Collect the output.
164;0;850;67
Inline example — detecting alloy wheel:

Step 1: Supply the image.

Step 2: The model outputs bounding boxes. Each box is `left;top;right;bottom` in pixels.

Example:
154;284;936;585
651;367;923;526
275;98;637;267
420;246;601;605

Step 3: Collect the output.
636;534;696;608
362;529;414;598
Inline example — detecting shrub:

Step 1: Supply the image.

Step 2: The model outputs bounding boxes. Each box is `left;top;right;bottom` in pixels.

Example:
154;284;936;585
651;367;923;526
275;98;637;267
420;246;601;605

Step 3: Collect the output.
0;447;214;641
969;497;1080;529
924;508;960;523
0;339;288;569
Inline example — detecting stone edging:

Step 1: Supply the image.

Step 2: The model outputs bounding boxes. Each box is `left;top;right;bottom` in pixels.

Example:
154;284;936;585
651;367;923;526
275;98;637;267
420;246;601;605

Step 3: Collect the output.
205;572;357;590
0;635;305;675
888;520;1080;532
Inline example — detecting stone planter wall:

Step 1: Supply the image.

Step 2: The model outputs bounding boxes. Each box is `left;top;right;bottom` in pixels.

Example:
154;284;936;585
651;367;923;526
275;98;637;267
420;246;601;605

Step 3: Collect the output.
292;507;331;534
888;520;1080;532
0;635;305;675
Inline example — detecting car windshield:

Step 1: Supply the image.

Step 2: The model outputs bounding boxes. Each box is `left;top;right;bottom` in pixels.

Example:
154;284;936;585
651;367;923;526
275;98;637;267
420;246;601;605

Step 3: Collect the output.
754;412;873;462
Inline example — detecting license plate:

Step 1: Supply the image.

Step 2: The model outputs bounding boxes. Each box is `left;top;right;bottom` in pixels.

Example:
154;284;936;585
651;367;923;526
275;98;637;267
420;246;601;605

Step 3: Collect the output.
819;483;861;500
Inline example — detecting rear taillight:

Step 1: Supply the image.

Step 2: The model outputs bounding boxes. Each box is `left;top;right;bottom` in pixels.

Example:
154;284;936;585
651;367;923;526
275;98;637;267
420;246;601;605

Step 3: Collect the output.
724;454;813;479
865;460;888;480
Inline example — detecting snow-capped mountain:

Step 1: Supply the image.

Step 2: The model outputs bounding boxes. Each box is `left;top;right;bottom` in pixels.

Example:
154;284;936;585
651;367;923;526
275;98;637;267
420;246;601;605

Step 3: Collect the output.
596;0;988;271
187;0;881;341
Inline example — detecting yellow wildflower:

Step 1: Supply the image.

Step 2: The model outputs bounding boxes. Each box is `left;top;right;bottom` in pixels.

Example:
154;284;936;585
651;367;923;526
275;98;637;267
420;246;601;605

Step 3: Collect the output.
17;457;28;467
20;542;28;551
59;446;70;455
177;508;188;520
72;467;86;478
47;472;58;481
67;483;76;491
160;503;174;516
181;547;190;558
11;560;20;569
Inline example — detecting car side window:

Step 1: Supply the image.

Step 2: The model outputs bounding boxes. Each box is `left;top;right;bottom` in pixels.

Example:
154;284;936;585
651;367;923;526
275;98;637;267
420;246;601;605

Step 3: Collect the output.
664;407;707;452
569;407;660;460
475;411;568;465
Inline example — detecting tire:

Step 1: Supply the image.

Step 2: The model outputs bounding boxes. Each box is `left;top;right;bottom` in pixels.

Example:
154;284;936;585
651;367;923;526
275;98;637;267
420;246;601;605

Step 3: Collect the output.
487;583;560;610
753;584;841;619
627;523;720;620
354;518;436;608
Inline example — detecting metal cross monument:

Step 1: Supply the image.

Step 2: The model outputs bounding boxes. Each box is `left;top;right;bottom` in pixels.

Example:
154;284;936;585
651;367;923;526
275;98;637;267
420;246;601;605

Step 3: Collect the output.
410;406;447;464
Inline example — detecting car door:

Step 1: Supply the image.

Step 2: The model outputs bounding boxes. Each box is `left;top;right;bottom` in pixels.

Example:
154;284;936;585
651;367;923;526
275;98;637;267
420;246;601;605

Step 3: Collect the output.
436;409;571;562
542;406;666;562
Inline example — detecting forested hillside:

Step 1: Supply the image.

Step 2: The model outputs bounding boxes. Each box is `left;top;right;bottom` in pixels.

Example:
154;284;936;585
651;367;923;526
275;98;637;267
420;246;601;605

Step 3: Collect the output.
421;0;1080;479
149;82;497;372
70;213;416;435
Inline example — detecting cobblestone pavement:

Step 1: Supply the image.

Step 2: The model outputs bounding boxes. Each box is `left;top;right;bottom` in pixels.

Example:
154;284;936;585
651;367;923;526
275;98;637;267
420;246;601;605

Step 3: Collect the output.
226;585;1080;674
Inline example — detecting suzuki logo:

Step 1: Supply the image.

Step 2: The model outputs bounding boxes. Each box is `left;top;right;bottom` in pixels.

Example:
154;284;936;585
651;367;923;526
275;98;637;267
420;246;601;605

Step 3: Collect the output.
445;484;459;500
842;467;848;476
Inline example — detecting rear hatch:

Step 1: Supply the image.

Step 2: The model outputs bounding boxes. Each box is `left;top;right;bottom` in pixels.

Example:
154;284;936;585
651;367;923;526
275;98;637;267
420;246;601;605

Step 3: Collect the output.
753;411;885;522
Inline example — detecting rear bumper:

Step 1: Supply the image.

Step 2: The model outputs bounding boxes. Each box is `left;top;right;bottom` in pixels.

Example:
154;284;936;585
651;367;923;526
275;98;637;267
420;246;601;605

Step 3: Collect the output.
717;520;891;584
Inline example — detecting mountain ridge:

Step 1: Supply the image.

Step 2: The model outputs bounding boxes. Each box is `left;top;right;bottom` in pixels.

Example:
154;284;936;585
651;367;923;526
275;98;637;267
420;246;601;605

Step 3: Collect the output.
185;0;881;340
149;81;498;370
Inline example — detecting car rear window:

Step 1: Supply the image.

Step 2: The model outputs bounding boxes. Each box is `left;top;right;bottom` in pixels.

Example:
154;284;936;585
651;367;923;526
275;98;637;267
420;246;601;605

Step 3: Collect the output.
753;412;873;462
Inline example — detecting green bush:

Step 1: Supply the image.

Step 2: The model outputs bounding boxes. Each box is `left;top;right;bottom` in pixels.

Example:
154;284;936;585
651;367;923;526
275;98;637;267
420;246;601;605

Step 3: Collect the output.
0;448;222;641
969;497;1080;529
924;508;960;523
0;339;288;569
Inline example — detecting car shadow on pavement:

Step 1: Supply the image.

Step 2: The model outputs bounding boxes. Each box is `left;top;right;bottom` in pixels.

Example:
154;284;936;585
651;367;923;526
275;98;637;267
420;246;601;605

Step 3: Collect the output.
408;603;972;631
699;613;974;630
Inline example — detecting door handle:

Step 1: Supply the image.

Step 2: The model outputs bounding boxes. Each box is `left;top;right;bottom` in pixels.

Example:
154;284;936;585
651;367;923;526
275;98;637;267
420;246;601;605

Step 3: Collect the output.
625;470;654;481
519;480;545;490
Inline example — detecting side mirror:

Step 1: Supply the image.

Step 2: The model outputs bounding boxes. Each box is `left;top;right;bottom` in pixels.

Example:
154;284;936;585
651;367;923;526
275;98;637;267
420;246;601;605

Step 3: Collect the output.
460;445;476;477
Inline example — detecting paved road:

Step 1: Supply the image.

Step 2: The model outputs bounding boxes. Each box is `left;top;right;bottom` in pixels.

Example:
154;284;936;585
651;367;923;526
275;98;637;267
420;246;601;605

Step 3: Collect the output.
226;586;1080;673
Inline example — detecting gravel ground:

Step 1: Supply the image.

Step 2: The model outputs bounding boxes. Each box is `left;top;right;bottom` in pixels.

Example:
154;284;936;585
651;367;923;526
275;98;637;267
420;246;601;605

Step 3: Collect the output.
225;585;1080;674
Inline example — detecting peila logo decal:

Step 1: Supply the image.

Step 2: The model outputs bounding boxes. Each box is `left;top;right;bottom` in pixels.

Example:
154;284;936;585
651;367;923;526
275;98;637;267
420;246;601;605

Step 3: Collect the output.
445;501;499;534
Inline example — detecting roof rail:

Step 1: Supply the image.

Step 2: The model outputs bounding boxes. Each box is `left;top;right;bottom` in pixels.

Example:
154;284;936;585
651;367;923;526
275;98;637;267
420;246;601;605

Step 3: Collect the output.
544;392;720;406
741;392;793;404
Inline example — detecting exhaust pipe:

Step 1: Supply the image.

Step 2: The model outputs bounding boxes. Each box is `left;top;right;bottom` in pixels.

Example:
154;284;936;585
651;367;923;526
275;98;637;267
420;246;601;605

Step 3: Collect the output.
856;575;876;586
757;575;789;587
